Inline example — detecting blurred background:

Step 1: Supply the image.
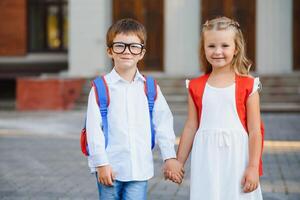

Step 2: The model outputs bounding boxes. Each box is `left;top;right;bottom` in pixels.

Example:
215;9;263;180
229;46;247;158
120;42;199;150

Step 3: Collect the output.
0;0;299;199
0;0;299;112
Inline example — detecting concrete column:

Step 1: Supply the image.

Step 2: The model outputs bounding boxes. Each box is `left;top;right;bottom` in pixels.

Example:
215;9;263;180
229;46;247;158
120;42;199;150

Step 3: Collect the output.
256;0;293;74
164;0;200;76
69;0;112;77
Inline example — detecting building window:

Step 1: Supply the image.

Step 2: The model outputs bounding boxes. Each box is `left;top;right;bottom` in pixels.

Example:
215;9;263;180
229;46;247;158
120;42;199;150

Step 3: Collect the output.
28;0;68;52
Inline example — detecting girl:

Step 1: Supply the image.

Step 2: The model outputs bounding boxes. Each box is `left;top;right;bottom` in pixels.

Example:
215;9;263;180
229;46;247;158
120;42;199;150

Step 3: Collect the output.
173;16;264;199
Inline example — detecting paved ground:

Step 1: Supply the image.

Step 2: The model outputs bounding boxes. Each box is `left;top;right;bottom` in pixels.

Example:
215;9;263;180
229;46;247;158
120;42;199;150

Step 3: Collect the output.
0;111;299;200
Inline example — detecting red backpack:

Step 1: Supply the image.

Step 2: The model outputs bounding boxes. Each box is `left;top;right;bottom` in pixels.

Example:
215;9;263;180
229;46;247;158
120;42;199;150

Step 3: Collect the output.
188;73;264;176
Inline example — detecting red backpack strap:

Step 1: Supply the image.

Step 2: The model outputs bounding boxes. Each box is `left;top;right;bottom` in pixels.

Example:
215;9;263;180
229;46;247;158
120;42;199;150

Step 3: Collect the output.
235;74;264;176
188;73;210;125
235;75;254;132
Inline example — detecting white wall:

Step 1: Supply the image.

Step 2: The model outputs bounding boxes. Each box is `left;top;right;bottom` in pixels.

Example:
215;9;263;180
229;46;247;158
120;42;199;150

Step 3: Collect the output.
256;0;293;74
69;0;112;77
164;0;200;76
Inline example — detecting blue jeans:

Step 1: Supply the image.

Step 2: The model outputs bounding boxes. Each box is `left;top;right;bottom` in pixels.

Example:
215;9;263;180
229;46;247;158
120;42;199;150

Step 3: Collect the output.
95;174;148;200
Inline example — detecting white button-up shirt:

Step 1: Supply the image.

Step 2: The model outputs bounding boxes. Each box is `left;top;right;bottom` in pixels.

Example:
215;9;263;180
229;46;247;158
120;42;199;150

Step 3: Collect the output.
86;68;176;181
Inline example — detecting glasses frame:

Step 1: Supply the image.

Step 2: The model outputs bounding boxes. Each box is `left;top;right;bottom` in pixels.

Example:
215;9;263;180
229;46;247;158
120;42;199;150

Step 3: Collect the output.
110;42;145;55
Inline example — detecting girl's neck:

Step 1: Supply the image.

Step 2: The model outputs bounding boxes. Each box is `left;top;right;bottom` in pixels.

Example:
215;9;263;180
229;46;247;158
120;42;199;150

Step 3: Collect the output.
211;65;234;76
114;66;137;82
208;67;235;87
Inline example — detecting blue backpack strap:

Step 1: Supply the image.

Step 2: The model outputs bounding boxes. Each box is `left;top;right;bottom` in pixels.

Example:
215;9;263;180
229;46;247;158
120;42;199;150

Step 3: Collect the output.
144;76;157;149
92;76;110;148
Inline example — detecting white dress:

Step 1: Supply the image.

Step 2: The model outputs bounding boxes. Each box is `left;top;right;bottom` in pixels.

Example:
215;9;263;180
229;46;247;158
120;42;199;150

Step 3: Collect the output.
189;78;263;200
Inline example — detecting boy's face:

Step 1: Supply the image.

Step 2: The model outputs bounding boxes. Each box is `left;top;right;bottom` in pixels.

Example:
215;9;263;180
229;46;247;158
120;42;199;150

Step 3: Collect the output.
107;33;145;71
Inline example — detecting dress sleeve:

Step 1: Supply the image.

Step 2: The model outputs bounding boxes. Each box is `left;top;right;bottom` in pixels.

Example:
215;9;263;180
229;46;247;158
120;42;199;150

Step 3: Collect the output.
249;77;262;97
185;79;190;89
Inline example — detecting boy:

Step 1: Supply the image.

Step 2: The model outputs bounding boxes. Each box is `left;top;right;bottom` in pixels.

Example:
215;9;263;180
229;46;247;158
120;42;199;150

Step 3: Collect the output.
86;18;183;200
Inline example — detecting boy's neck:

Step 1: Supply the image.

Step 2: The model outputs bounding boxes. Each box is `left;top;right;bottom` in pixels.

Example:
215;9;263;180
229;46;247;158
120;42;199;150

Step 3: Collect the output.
114;66;138;82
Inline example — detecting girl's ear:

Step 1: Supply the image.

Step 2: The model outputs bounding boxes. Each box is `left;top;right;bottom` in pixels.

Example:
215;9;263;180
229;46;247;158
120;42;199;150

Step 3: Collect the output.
234;48;238;56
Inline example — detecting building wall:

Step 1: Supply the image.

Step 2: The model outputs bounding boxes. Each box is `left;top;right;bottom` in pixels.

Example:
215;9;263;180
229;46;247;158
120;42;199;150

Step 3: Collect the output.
164;0;200;76
68;0;295;76
256;0;293;74
69;0;112;77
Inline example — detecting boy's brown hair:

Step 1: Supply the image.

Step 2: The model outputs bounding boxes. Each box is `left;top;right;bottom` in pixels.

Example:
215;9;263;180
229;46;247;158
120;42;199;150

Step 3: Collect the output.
200;16;252;75
106;18;147;47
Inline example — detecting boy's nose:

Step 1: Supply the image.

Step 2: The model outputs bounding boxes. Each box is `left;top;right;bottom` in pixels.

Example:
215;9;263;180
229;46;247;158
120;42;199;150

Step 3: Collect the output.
123;46;131;54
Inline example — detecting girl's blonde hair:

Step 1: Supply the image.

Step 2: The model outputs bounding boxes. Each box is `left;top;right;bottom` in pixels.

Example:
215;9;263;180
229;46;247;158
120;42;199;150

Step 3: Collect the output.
200;16;251;75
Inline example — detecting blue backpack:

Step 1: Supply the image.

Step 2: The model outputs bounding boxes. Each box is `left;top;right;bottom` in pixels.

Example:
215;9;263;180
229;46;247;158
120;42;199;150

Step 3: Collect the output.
80;75;157;156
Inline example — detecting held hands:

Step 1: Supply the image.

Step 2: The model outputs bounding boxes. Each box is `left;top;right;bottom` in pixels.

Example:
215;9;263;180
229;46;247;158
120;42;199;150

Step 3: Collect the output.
163;158;185;184
96;165;116;186
241;166;259;193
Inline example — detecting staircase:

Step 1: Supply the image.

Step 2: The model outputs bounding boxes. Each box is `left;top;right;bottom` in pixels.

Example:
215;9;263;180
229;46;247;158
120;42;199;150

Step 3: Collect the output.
75;73;300;114
258;74;300;112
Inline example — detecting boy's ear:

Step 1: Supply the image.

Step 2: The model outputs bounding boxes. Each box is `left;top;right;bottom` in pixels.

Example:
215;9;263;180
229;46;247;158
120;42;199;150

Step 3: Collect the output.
139;48;146;59
107;48;113;58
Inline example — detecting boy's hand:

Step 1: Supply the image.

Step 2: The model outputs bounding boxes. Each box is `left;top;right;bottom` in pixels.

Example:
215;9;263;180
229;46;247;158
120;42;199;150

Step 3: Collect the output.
96;165;115;187
163;158;184;184
241;166;259;193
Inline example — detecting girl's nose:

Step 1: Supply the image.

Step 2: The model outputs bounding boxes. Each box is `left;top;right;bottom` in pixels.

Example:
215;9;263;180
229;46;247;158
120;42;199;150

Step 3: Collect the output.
214;47;222;54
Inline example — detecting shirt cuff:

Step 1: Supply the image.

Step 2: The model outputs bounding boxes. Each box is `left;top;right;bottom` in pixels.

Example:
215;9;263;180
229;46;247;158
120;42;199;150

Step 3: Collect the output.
89;153;109;167
160;146;176;161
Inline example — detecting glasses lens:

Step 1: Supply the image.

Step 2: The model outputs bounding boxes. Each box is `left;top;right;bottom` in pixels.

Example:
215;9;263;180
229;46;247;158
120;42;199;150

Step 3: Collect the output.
129;43;143;55
112;43;126;53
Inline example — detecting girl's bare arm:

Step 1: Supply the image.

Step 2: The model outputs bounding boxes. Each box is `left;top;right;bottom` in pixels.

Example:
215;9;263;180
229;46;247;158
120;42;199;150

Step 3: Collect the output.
247;91;262;170
242;91;262;192
177;93;199;166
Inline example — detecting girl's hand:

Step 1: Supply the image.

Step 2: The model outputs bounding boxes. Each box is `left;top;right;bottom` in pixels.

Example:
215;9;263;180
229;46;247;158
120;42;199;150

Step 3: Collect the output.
241;166;259;193
163;159;184;184
96;165;116;186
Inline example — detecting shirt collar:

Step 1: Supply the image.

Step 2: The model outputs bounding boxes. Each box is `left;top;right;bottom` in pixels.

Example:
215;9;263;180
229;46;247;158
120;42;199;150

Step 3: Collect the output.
106;68;146;84
134;69;146;82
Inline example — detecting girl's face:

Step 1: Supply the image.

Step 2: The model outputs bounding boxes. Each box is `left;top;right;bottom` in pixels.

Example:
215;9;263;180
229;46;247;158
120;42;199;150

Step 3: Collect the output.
204;29;237;71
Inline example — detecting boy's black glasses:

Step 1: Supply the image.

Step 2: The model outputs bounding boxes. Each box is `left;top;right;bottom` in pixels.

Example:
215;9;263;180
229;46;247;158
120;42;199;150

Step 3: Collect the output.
110;42;144;55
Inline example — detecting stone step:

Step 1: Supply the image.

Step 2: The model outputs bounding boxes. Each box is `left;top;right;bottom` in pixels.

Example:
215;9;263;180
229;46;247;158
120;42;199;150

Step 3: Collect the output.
261;87;300;95
79;86;300;101
260;103;300;112
74;100;300;114
163;94;300;103
0;100;16;110
168;103;300;114
75;74;300;113
78;79;300;96
260;95;300;102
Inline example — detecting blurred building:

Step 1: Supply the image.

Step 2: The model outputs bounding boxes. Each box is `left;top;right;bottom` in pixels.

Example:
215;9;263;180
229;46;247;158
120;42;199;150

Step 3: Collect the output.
0;0;299;105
